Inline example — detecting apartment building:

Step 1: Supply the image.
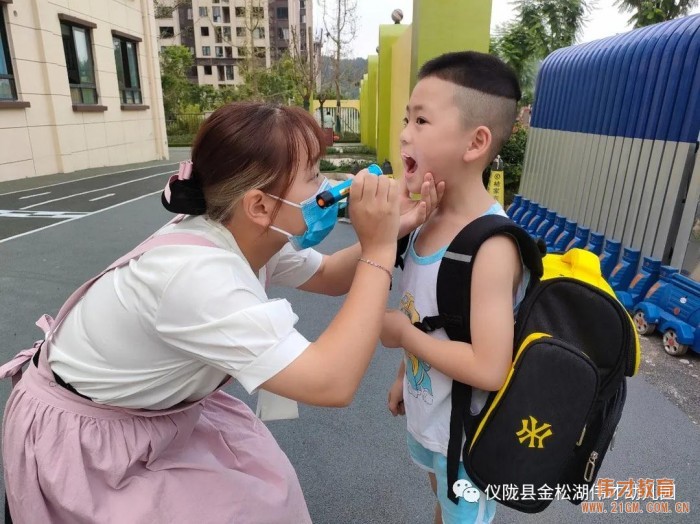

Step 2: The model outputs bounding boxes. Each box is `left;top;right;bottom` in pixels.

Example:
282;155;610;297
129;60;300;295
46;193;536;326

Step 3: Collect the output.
269;0;311;62
155;0;312;88
0;0;167;181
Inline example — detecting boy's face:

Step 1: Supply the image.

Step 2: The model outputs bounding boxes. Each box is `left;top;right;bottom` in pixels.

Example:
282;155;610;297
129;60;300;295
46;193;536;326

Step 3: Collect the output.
400;77;474;194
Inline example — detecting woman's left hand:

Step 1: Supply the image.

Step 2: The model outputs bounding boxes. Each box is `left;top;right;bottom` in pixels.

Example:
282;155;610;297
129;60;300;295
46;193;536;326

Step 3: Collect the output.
381;309;411;349
397;172;444;239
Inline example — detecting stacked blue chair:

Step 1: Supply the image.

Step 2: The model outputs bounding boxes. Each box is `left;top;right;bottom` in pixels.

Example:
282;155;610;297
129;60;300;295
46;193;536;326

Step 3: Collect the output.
507;195;522;219
544;215;566;247
534;210;557;239
518;201;539;228
586;232;605;255
599;239;621;279
526;206;548;235
608;248;641;291
566;226;590;250
616;257;661;311
550;220;577;252
511;197;530;224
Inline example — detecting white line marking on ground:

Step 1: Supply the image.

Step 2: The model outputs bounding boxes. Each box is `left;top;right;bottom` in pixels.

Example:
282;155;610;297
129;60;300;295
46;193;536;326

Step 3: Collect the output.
89;193;116;202
20;172;169;210
0;162;178;197
0;210;89;219
18;191;51;200
0;190;162;244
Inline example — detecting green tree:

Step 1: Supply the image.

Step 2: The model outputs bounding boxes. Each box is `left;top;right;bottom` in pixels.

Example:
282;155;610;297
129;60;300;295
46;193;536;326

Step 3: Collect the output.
615;0;698;27
491;0;592;103
159;46;194;119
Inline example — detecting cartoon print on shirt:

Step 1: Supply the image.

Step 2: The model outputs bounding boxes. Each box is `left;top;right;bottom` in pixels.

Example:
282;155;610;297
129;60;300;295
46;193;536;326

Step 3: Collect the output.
399;292;433;405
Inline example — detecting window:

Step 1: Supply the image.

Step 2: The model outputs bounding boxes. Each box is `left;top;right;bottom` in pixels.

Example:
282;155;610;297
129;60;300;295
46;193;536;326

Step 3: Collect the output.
113;35;142;105
215;27;223;43
253;27;265;39
235;7;246;18
187;8;193;20
252;7;264;18
159;26;175;38
212;7;221;23
223;27;231;40
236;27;245;37
201;27;209;37
225;46;232;58
217;65;224;81
277;28;289;41
215;46;223;58
276;7;288;19
301;0;306;8
223;7;230;24
225;65;234;81
238;47;247;58
204;65;212;75
0;7;17;101
202;46;211;56
254;47;266;59
61;21;98;105
199;7;208;17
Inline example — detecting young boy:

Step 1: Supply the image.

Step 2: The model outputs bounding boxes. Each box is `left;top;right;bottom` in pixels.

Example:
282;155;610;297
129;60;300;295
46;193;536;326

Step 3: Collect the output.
380;51;529;524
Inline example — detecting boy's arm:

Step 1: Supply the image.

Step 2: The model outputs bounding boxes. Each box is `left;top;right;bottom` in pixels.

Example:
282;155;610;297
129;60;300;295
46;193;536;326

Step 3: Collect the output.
386;235;519;391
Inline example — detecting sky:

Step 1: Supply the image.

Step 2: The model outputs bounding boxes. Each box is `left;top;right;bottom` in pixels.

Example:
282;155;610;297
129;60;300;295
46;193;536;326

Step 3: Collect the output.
316;0;700;59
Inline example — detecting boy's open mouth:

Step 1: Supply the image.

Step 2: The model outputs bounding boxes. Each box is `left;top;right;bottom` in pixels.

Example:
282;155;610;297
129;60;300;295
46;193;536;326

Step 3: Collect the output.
402;153;418;175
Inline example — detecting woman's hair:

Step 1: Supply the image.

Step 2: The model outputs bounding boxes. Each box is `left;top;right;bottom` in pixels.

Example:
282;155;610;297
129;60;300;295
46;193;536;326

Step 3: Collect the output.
166;102;326;222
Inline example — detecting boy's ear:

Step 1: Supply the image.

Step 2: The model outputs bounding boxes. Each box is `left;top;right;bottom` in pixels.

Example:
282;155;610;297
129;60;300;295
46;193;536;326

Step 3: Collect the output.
463;125;492;165
241;189;276;228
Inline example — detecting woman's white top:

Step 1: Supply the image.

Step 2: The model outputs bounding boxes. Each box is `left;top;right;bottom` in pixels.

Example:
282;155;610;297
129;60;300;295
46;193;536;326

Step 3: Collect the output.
48;216;322;410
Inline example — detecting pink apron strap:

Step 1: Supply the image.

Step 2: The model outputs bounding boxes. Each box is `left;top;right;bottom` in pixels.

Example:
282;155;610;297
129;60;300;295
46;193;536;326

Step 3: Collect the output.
0;219;219;384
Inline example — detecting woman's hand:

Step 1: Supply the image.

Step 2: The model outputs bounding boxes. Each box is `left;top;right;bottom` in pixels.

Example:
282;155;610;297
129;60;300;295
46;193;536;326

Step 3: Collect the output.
381;309;411;349
398;173;445;239
349;169;400;263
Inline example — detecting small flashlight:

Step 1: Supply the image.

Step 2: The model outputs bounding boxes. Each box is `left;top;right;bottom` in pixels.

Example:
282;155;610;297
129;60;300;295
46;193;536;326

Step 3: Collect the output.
316;164;383;208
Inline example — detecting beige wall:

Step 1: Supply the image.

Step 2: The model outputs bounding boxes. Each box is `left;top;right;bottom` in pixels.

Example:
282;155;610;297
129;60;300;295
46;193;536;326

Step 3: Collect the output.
0;0;167;181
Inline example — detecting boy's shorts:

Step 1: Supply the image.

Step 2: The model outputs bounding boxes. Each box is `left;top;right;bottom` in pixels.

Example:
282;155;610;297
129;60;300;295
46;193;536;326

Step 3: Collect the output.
407;433;496;524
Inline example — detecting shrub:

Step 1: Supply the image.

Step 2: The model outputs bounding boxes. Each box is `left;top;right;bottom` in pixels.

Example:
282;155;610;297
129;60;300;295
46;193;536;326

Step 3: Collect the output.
499;123;528;204
320;159;336;172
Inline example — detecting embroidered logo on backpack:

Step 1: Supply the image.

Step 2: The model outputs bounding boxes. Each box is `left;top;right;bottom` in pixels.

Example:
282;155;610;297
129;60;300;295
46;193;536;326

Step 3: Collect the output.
516;416;553;449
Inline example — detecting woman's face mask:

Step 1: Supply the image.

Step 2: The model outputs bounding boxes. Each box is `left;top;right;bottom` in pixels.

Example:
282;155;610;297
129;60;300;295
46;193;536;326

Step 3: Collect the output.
267;178;339;250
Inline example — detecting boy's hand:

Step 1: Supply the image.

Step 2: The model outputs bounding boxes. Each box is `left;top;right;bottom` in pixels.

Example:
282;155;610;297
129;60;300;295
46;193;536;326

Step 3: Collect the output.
388;377;405;416
381;309;411;348
398;172;445;239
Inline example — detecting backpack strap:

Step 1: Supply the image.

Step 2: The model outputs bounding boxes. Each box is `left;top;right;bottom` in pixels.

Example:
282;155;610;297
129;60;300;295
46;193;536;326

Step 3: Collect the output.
395;234;410;270
428;214;544;504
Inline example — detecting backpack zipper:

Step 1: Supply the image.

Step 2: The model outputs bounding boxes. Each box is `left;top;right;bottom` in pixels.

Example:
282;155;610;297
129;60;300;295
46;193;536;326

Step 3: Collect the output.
584;451;599;482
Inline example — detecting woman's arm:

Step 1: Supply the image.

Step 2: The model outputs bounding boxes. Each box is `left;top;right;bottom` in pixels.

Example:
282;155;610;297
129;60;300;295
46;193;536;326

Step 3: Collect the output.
261;172;400;407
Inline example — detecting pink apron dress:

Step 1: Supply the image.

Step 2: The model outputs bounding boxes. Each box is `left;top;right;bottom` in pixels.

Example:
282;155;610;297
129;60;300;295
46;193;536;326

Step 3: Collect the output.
0;228;312;523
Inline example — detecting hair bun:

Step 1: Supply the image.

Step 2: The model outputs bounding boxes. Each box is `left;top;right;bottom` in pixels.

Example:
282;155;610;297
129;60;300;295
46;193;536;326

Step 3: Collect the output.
161;178;207;215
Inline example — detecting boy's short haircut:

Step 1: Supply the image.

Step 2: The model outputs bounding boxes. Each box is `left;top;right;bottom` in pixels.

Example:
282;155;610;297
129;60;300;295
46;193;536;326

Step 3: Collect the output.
418;51;521;161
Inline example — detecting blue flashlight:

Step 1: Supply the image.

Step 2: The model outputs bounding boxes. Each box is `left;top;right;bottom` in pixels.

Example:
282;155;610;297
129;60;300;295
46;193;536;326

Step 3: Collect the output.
316;164;383;208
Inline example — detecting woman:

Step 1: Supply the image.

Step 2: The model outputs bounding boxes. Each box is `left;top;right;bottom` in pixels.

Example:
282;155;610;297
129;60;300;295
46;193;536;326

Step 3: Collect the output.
1;102;442;523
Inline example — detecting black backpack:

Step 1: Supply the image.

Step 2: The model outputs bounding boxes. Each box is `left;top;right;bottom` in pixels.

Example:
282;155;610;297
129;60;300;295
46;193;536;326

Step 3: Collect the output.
397;214;639;513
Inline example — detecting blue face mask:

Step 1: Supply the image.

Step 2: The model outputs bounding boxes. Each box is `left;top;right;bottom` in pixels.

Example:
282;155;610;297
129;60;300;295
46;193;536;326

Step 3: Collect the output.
268;178;339;250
